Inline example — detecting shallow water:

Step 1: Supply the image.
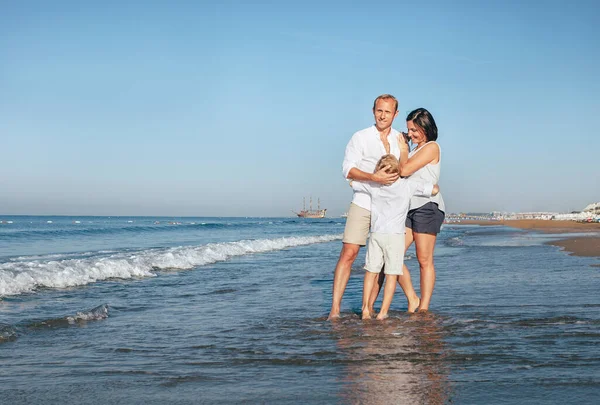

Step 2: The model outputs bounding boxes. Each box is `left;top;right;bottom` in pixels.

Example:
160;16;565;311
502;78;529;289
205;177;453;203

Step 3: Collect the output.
1;217;598;404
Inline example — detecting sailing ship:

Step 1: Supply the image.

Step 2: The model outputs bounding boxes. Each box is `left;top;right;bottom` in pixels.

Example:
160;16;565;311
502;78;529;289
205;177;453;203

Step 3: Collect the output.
293;197;327;218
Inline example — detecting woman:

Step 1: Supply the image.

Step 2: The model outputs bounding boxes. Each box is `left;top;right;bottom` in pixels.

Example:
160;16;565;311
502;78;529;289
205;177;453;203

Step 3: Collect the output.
367;108;445;314
398;108;445;312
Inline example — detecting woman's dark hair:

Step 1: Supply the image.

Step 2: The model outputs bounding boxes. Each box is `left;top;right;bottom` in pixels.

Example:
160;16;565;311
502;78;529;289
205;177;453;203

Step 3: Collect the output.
406;108;438;142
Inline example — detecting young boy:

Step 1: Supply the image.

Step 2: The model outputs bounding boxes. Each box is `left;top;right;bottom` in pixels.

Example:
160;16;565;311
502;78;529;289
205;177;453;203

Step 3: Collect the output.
351;153;439;320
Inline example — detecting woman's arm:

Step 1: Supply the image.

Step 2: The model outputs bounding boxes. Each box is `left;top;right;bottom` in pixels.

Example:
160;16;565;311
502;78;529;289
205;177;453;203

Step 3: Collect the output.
406;180;436;198
399;142;440;177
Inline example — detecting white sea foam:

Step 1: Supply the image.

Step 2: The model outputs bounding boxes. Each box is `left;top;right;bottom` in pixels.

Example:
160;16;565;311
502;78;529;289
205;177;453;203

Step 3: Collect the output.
0;234;341;297
66;304;109;324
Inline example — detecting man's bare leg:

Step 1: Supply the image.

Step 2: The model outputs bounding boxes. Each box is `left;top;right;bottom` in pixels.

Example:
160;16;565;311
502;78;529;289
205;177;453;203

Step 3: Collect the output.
413;232;438;311
328;243;361;320
397;228;420;313
376;275;398;320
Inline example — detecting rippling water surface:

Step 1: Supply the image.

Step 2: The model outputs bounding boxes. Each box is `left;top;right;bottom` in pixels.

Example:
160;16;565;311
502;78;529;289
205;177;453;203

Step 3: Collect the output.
0;217;598;404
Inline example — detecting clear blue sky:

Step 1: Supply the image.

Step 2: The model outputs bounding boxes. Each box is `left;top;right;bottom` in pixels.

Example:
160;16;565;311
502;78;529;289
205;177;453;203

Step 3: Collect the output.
1;1;598;216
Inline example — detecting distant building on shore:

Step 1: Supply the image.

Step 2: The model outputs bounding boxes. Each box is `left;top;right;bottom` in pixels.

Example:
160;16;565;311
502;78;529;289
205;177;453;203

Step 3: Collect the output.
552;201;600;221
446;201;600;223
445;212;501;223
507;212;557;220
583;202;600;215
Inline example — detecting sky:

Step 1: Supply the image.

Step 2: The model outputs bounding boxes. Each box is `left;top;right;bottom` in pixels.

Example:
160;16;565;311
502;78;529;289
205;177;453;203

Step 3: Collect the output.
1;0;599;217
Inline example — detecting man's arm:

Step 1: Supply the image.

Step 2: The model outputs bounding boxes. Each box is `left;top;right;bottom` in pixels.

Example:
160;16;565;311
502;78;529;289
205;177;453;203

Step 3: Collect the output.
342;133;363;179
350;179;371;194
348;167;398;184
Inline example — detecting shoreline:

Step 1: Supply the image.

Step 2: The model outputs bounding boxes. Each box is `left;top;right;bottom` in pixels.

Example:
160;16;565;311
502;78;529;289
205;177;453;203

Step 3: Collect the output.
448;219;600;259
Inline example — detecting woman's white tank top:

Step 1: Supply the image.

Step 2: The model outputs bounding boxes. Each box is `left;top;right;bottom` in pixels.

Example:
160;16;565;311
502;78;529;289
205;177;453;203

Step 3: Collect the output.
408;141;445;212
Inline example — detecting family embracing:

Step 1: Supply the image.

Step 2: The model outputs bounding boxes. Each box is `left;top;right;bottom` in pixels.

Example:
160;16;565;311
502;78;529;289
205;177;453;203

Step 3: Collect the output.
328;94;445;320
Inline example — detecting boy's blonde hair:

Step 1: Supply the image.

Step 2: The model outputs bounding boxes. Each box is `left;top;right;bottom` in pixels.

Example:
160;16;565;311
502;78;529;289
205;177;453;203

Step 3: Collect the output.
375;154;399;174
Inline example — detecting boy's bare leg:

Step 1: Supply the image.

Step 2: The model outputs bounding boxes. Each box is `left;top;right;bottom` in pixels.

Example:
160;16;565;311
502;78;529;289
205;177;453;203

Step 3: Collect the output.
377;275;398;320
397;228;421;313
362;271;379;319
367;268;385;314
328;243;361;320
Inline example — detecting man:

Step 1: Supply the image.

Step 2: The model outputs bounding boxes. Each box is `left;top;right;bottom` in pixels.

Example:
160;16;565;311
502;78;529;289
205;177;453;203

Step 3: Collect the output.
328;94;402;320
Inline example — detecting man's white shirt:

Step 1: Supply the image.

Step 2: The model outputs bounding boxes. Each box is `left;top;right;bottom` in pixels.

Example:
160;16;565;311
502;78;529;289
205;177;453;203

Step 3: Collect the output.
342;125;401;211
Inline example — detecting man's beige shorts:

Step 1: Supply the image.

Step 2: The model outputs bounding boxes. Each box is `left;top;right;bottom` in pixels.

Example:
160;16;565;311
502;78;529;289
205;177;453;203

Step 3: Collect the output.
342;203;371;246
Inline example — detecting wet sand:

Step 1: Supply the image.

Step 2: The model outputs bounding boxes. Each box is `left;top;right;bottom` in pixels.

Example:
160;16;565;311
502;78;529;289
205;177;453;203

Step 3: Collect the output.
547;238;600;257
449;219;600;258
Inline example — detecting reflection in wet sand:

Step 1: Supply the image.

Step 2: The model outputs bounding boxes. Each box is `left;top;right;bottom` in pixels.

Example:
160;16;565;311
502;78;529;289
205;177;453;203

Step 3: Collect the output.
332;312;452;404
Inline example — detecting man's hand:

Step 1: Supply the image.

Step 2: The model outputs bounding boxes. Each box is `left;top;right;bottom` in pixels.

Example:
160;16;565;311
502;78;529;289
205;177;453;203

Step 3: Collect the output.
432;184;440;196
372;166;399;185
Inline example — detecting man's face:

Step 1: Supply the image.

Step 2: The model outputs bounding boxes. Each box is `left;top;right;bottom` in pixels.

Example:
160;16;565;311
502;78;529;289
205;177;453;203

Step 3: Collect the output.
372;99;399;132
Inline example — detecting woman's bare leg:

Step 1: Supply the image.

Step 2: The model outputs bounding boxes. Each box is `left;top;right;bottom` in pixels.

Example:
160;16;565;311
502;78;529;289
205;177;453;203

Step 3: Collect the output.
397;228;420;312
413;232;438;311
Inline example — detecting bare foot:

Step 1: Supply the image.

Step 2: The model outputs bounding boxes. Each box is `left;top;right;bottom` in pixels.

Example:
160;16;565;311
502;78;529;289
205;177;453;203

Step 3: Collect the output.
327;311;341;321
376;312;389;320
361;309;372;320
407;296;420;313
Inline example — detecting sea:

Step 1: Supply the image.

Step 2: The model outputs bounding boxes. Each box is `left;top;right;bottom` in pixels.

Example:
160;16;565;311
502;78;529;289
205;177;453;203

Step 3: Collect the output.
0;216;599;404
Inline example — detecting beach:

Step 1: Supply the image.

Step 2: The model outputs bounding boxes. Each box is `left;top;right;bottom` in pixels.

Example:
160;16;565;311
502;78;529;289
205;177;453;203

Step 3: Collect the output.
451;219;600;258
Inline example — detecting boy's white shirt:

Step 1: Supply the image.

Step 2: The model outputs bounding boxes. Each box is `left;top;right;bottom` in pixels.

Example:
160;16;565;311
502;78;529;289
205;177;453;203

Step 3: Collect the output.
352;179;434;234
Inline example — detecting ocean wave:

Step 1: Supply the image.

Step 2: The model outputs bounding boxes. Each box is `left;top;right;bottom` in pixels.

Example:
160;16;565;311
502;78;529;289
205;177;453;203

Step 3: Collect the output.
0;304;110;343
0;221;266;240
0;234;341;297
445;237;464;247
66;303;110;324
9;250;121;262
0;323;18;343
26;303;110;328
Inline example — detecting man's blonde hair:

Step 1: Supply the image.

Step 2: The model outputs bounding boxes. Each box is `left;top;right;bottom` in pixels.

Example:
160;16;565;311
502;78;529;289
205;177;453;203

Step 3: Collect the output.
373;94;398;112
375;154;399;174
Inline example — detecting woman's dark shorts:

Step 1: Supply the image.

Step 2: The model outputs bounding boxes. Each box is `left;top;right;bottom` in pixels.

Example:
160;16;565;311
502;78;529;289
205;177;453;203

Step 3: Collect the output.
405;202;445;235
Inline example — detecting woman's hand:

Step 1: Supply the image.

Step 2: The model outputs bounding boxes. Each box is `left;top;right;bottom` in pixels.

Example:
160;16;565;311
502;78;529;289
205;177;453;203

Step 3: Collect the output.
398;132;410;151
